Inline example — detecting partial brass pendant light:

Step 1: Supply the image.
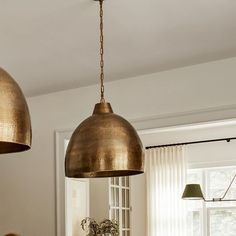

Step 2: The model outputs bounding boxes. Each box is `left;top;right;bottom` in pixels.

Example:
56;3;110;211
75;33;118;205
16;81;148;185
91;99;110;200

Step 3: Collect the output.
65;0;144;178
0;68;32;154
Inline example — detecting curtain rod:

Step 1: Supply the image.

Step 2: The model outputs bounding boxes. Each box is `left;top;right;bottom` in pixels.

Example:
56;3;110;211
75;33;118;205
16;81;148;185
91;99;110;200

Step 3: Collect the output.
145;137;236;150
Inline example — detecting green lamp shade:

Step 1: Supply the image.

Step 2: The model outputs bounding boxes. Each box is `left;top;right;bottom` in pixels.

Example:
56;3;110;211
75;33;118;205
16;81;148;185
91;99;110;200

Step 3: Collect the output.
182;184;204;200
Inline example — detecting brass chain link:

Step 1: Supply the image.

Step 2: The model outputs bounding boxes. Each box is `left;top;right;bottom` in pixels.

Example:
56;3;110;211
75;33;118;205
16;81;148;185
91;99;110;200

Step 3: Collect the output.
99;0;105;103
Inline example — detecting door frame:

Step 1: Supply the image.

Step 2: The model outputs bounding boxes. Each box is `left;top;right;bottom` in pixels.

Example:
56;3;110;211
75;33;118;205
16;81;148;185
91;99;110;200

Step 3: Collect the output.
65;178;90;236
55;130;73;236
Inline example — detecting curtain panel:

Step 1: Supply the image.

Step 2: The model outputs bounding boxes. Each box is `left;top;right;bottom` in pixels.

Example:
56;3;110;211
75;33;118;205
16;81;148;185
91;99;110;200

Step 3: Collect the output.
146;146;187;236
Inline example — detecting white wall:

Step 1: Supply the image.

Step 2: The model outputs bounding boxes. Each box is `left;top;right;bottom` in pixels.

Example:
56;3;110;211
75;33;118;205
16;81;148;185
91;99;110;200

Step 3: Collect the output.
89;179;109;221
130;174;146;236
141;121;236;168
187;141;236;169
1;57;236;236
141;119;236;168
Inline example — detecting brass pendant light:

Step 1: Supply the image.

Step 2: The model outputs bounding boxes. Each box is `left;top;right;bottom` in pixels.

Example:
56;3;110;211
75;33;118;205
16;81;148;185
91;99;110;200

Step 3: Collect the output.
0;68;32;154
65;0;144;178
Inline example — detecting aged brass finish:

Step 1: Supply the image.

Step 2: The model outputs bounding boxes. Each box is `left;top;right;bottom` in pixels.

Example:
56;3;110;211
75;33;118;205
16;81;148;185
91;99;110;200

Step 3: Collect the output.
65;103;144;178
0;68;32;154
99;0;105;103
65;0;144;177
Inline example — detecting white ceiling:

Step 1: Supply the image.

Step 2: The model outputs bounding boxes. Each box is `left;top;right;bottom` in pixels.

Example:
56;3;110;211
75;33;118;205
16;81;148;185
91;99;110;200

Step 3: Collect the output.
0;0;236;96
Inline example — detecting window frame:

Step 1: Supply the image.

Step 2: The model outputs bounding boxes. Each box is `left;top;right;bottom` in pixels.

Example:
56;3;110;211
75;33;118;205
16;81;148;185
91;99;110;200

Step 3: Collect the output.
187;166;236;236
206;206;236;236
109;177;132;236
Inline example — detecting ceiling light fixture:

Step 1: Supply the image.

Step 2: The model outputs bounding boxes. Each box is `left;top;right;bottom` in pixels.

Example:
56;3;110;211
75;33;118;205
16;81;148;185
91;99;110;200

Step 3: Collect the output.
182;174;236;202
65;0;144;178
0;68;32;154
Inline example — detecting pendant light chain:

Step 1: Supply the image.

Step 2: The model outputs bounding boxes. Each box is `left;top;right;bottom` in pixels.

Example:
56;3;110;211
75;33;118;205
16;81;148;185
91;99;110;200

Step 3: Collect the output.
65;0;144;178
99;0;105;103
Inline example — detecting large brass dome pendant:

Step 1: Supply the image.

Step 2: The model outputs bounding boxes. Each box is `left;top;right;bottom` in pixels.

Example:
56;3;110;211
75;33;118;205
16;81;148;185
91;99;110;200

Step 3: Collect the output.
65;102;144;178
0;68;32;154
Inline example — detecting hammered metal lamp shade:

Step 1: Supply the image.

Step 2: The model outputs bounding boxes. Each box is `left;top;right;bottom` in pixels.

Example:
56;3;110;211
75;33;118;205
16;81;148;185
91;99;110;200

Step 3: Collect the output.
182;184;204;200
0;68;32;154
65;102;144;178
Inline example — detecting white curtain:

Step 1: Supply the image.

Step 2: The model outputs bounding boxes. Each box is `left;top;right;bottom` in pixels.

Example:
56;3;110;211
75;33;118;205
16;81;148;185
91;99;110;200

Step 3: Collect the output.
146;146;187;236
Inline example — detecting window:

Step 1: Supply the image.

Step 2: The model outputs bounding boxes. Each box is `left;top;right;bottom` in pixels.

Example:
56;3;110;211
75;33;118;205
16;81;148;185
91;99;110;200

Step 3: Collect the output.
109;177;131;236
187;166;236;236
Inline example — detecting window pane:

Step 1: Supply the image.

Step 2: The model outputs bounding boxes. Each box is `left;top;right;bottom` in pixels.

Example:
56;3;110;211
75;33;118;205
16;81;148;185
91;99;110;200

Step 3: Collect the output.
122;210;126;228
115;188;119;207
187;211;201;236
126;189;130;208
116;209;119;222
207;168;236;199
111;177;115;185
122;189;125;208
122;177;126;187
115;177;119;185
111;188;115;207
209;208;236;236
126;177;129;187
111;209;115;221
187;170;202;185
126;210;130;228
110;175;131;235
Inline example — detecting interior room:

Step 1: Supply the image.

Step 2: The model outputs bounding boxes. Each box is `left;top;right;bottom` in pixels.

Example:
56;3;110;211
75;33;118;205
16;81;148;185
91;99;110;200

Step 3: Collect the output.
0;0;236;236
